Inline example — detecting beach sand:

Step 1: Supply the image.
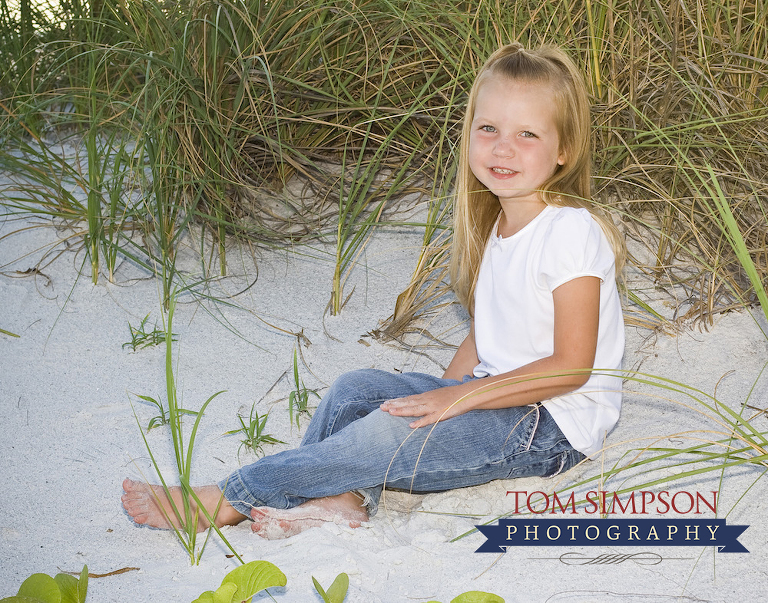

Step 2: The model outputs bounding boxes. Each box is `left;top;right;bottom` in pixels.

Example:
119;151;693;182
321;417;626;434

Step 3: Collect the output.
1;212;766;602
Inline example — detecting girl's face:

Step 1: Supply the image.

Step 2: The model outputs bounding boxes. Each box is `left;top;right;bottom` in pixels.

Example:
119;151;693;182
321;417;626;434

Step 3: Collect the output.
468;76;565;208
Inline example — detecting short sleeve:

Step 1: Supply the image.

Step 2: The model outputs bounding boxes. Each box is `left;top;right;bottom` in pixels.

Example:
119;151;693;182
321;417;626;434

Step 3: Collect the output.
537;208;615;292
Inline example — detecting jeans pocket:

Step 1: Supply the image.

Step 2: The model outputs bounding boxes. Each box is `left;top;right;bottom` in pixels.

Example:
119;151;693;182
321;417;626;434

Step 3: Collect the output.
502;404;583;479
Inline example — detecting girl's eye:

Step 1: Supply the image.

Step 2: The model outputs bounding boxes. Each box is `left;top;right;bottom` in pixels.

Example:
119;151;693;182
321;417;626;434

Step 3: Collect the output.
520;131;536;138
480;125;496;133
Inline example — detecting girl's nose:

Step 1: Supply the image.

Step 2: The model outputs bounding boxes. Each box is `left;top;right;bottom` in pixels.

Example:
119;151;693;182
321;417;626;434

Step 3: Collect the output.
493;138;514;157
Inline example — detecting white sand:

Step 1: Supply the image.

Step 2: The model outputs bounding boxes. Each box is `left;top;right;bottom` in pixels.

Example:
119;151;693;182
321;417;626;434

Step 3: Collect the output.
1;212;767;602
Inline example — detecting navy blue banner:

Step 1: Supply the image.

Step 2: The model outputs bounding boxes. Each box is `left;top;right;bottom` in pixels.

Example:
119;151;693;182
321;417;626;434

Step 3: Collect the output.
476;518;748;553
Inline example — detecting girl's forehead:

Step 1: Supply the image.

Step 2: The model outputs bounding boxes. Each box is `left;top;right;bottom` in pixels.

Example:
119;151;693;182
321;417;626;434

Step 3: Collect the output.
473;76;559;116
476;73;554;97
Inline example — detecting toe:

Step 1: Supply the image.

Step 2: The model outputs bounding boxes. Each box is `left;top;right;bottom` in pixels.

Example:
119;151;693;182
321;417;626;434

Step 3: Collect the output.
131;512;147;524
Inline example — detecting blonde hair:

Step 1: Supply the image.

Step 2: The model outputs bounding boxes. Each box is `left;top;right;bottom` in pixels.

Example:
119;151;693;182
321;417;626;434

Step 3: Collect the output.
450;42;625;314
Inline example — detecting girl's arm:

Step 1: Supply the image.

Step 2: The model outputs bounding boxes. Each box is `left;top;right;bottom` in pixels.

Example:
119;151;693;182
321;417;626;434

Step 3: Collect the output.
381;276;600;428
441;321;480;380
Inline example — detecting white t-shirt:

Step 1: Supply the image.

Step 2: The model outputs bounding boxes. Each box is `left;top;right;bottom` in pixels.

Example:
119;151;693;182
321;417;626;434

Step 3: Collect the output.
473;205;624;457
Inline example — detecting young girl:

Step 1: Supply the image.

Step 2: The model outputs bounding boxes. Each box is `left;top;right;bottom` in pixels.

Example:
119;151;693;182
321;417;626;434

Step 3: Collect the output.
122;42;625;539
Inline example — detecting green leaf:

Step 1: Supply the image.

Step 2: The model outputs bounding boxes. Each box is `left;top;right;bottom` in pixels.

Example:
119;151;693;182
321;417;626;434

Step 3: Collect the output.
311;577;329;602
135;394;161;406
212;583;238;603
451;592;504;603
77;567;87;603
190;592;216;603
52;574;77;603
220;561;287;601
325;573;349;603
16;574;60;603
312;573;349;603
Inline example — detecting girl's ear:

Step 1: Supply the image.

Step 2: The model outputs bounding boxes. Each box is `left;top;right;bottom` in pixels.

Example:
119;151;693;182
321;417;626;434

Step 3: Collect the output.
556;140;567;165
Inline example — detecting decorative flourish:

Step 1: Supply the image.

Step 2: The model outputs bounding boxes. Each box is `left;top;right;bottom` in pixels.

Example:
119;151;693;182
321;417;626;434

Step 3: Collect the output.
552;552;670;566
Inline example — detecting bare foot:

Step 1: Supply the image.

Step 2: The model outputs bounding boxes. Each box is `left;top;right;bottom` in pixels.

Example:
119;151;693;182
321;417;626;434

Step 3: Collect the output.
121;478;246;531
250;492;368;539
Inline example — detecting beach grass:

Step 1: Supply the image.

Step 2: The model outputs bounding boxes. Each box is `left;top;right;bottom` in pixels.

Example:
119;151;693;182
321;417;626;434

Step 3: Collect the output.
132;291;242;564
1;0;765;331
223;404;285;461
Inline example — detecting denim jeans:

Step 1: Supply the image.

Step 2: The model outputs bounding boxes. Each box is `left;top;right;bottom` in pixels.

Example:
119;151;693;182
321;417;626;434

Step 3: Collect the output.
219;369;584;517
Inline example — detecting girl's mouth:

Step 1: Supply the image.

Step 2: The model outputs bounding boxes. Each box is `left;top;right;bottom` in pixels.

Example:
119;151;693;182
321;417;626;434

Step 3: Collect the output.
491;167;517;175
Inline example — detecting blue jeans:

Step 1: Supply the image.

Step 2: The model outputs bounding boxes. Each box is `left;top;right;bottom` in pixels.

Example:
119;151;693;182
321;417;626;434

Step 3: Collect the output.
219;369;584;517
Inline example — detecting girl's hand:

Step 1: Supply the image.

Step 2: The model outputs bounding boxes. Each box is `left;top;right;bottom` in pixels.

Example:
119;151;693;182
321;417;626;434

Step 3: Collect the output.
380;386;470;429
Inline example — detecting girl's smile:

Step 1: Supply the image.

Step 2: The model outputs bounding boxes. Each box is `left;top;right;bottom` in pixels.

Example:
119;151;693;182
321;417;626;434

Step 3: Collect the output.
468;77;565;220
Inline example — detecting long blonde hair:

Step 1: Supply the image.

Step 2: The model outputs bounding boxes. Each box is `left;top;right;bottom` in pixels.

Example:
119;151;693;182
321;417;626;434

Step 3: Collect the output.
450;42;625;315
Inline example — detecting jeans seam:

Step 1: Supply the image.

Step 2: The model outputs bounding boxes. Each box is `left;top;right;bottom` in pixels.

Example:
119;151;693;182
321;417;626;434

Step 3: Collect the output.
523;404;541;452
220;470;261;516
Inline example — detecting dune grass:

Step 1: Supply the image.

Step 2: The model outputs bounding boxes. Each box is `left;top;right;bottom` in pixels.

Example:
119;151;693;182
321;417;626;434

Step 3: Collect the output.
1;0;765;330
